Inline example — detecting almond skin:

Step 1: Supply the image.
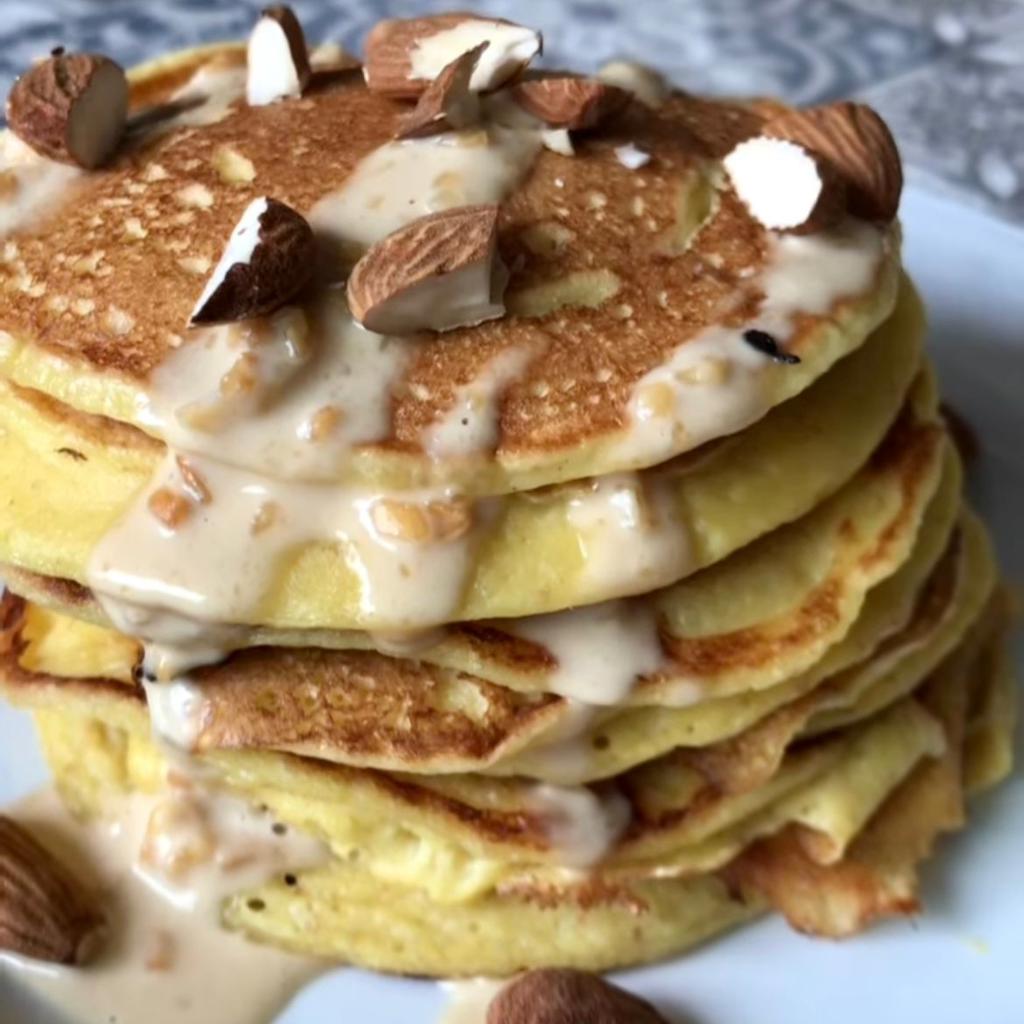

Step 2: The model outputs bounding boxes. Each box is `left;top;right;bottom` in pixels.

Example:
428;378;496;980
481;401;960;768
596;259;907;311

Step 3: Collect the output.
764;101;903;222
396;43;486;139
364;14;540;97
511;77;631;131
347;204;506;334
6;52;128;168
487;969;669;1024
190;197;316;325
0;816;105;965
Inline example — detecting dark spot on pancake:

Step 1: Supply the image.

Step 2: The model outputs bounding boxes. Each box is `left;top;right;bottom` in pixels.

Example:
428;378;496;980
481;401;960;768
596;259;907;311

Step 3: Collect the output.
246;898;266;912
593;735;610;750
743;328;801;364
284;873;298;887
271;822;287;836
56;447;87;461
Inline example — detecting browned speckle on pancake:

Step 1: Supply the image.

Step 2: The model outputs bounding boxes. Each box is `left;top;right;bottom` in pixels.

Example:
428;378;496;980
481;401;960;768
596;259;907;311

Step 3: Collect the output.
0;45;893;465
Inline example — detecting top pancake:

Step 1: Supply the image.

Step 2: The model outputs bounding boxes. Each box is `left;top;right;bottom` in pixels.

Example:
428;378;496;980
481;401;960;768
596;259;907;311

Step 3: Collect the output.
0;43;900;493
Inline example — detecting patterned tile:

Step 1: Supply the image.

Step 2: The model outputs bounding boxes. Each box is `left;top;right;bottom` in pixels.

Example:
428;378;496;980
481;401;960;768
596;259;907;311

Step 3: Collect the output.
0;0;1020;224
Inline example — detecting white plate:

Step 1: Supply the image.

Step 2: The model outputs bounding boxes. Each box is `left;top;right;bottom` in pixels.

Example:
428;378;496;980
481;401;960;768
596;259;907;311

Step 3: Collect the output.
1;185;1022;1023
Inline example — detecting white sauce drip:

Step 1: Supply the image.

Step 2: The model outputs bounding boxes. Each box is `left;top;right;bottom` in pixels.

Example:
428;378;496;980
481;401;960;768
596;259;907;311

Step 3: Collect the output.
0;786;325;1024
424;346;535;458
566;473;691;594
507;599;664;705
526;784;630;868
0;132;83;237
88;451;492;635
614;221;884;466
308;129;541;251
439;978;510;1024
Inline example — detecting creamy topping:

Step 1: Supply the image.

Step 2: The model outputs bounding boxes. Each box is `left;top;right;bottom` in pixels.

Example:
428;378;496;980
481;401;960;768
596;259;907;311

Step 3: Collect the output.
439;978;510;1024
309;129;541;252
614;220;884;465
88;451;494;637
424;346;535;458
506;599;664;705
526;783;630;867
566;473;692;593
1;786;325;1024
0;132;83;237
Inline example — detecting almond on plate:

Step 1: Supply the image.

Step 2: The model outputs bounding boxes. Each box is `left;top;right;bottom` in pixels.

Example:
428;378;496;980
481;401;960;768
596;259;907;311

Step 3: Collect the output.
0;815;105;965
487;969;670;1024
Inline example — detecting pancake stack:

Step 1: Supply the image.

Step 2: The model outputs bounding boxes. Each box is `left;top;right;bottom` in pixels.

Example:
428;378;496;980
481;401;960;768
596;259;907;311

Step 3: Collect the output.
0;11;1014;977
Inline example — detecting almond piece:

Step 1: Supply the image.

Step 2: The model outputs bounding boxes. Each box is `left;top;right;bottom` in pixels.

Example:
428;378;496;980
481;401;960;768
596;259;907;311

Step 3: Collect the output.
6;52;128;168
0;816;105;965
487;969;668;1024
246;5;312;106
347;204;507;335
364;14;541;97
511;77;630;131
723;135;845;234
764;101;903;222
190;197;315;325
395;43;486;139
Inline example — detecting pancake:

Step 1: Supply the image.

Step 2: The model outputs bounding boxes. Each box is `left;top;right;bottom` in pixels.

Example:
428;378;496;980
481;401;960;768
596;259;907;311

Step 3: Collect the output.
0;45;900;495
5;597;1007;975
5;349;945;717
0;11;1013;990
4;443;969;785
0;282;922;630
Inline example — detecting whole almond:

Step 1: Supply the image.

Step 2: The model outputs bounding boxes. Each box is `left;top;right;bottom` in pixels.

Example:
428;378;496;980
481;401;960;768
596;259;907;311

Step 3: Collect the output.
190;196;316;325
6;52;128;168
347;203;508;335
0;816;105;965
487;970;669;1024
511;77;631;131
396;43;486;139
765;101;903;222
364;14;541;97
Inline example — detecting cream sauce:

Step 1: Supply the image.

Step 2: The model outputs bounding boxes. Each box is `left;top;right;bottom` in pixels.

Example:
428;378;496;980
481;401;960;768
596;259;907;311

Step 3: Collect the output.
614;221;885;466
505;599;664;705
526;783;630;867
438;978;510;1024
424;346;536;458
88;450;493;636
0;132;83;237
0;786;326;1024
566;473;691;594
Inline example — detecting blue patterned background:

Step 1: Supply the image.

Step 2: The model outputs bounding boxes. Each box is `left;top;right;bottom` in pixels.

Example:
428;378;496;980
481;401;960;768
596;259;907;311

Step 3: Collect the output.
1;0;1023;223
